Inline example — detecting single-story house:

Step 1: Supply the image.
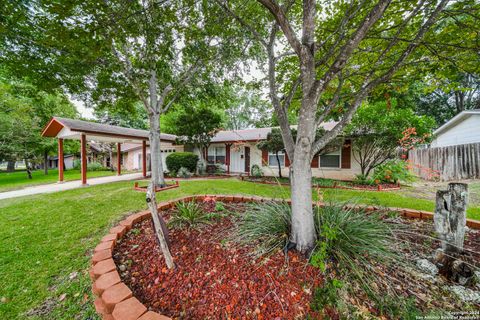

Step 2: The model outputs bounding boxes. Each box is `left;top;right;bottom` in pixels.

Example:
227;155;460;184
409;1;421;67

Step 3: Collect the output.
42;117;363;181
430;109;480;147
116;122;361;180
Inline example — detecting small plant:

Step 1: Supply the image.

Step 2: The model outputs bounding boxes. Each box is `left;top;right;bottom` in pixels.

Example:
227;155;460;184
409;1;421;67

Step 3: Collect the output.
353;174;375;185
215;201;225;212
168;201;211;229
232;201;291;257
250;164;263;177
310;278;344;313
373;159;416;184
176;167;192;178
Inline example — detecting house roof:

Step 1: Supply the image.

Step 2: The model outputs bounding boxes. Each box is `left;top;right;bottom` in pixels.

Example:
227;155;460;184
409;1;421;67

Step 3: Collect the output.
210;121;338;143
434;110;480;136
41;117;177;143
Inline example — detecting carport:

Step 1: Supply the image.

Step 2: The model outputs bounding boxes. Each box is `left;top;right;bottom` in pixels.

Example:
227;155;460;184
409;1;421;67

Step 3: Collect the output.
41;117;172;185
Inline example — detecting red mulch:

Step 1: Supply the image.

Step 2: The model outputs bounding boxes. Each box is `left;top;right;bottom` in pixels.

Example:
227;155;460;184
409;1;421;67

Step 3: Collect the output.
113;202;322;319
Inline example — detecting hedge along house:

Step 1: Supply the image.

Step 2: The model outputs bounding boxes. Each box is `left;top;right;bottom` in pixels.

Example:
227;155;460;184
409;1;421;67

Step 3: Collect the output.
41;117;180;184
190;122;361;180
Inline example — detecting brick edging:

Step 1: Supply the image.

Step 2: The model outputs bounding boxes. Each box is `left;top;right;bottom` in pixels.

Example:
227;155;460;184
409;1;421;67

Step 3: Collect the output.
133;181;180;193
239;177;401;192
90;195;480;320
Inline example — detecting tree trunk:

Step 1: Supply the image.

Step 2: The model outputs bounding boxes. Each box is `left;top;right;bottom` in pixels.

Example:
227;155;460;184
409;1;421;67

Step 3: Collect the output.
434;182;468;253
290;151;316;255
44;150;49;175
149;115;166;187
146;182;174;269
25;159;32;179
7;160;15;172
275;151;282;178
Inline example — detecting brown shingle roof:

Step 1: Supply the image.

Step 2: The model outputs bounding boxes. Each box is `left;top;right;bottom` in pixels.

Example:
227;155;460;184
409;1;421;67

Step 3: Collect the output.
45;117;176;141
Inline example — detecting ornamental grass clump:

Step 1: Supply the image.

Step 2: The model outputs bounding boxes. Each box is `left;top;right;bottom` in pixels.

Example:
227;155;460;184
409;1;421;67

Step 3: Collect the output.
168;201;212;229
232;201;291;257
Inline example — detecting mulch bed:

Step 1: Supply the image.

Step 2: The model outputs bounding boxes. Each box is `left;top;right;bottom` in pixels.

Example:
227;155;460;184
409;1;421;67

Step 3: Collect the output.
241;176;400;191
113;202;322;319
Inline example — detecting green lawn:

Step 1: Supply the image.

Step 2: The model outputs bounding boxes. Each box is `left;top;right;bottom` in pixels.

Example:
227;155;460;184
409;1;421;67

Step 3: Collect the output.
0;169;118;192
0;179;478;319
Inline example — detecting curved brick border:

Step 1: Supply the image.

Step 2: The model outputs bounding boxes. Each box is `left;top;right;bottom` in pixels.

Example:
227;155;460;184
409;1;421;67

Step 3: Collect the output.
90;194;480;320
133;181;180;193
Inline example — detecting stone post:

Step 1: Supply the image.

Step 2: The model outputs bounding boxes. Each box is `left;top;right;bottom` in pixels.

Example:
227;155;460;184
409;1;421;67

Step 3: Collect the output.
434;182;468;253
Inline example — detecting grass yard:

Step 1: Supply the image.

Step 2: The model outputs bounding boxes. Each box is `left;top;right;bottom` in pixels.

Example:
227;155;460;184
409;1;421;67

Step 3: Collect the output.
0;178;478;319
0;169;118;192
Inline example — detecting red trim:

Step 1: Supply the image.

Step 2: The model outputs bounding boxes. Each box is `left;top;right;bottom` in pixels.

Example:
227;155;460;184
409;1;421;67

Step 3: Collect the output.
58;138;64;182
81;134;87;185
341;139;352;169
41;118;65;137
261;149;268;165
117;143;122;176
225;144;231;174
285;153;290;167
142;141;147;178
311;155;319;168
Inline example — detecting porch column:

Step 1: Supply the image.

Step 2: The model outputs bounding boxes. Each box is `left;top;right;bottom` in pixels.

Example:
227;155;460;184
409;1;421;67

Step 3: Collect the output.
117;142;122;176
225;144;231;174
142;140;147;177
58;138;64;182
81;134;87;185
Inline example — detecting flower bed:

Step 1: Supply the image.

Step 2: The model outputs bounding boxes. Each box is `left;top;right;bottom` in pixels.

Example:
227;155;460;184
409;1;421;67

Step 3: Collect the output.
133;181;180;193
240;176;401;191
90;195;480;320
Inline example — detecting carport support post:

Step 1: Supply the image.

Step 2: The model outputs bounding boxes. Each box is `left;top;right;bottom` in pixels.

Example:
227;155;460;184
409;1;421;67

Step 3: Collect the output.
225;144;231;174
81;134;87;185
58;138;64;182
117;143;122;176
142;140;147;177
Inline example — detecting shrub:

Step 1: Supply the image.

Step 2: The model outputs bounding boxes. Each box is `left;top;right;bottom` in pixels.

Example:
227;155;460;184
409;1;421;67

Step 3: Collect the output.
165;152;198;174
168;201;212;229
73;160;107;171
373;159;415;184
232;201;291;257
353;174;375;185
250;164;263;177
176;167;192;178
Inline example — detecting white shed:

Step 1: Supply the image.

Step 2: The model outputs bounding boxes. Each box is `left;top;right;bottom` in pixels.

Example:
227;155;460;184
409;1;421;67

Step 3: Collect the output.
431;110;480;147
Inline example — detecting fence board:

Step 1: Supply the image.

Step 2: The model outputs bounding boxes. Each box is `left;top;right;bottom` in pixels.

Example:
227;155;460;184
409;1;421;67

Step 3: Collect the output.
408;143;480;181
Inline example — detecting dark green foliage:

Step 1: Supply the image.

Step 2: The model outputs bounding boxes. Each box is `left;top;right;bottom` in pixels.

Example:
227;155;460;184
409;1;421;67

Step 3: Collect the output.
373;159;415;184
353;174;375;186
168;201;212;229
165;152;199;174
232;201;291;257
72;160;108;171
310;278;344;312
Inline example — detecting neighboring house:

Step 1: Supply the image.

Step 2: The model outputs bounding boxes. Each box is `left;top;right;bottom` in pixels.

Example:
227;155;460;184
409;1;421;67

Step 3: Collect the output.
430;109;480;147
409;110;480;181
47;154;75;169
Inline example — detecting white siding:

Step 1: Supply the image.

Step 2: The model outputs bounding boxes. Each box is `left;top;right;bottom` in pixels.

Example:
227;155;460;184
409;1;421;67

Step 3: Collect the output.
431;115;480;147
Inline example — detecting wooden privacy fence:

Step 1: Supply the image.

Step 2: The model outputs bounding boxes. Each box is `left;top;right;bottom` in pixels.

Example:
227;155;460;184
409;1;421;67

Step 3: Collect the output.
408;143;480;181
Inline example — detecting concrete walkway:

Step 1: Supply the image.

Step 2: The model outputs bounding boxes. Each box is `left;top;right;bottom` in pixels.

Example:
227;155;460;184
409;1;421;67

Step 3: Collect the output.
0;173;145;200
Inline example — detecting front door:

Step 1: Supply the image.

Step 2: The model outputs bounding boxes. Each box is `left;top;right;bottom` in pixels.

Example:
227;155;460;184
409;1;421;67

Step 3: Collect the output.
244;147;250;173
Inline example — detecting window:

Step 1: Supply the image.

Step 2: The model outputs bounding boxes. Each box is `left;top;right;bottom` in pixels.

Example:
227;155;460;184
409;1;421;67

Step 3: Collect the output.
320;149;341;168
208;146;226;164
268;151;285;167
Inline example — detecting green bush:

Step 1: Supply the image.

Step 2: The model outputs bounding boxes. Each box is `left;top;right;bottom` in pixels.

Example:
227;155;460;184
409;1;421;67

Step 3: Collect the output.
373;159;415;184
250;164;264;177
176;167;192;178
353;174;375;185
73;160;107;171
232;201;291;257
165;152;198;174
168;201;212;229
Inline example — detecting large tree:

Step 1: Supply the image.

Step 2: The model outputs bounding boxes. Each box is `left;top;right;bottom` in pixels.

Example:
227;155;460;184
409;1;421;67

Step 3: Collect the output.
345;99;436;177
219;0;476;253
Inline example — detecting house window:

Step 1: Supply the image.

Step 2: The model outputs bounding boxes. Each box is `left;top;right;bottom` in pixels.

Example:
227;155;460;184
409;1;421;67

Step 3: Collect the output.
208;146;226;164
320;149;341;168
268;151;285;167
